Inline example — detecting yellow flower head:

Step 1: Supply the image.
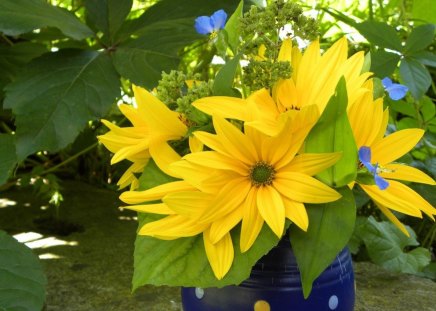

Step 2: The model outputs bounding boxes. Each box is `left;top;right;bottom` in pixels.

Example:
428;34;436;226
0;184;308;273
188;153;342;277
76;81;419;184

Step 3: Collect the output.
349;82;436;235
120;113;342;279
98;85;188;189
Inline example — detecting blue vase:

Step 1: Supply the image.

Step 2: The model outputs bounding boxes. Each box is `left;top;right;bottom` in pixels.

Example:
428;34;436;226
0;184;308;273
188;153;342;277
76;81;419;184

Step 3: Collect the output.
181;235;355;311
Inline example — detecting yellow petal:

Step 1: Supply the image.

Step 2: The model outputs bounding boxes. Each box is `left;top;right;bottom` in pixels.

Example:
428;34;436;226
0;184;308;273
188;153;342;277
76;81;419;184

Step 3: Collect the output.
192;96;248;120
149;141;181;177
120;181;195;204
163;191;212;217
183;151;248;176
117;159;149;189
189;135;203;153
278;38;292;61
240;187;264;252
256;186;285;238
203;230;234;280
371;129;424;165
209;207;243;244
282;197;308;231
380;163;436;185
122;203;175;214
139;215;208;237
281;152;342;176
274;172;341;203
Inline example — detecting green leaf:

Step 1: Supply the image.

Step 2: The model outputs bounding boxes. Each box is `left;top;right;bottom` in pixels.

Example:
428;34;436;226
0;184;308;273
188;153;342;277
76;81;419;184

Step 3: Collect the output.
387;99;416;117
290;187;356;298
85;0;132;44
0;134;16;186
404;24;435;54
361;217;431;274
412;0;436;24
0;42;47;81
305;77;357;187
355;21;402;51
133;220;279;290
396;117;419;130
0;0;93;40
0;230;47;311
361;51;371;73
113;20;201;88
420;96;436;122
138;159;178;190
411;51;436;67
213;54;242;97
370;50;400;78
399;57;432;100
224;1;244;53
4;50;120;160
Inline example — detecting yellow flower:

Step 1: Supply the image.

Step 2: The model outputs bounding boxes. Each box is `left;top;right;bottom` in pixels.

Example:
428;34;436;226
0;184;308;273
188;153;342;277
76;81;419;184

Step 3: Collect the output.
349;83;436;235
193;37;371;135
120;114;342;279
98;85;188;189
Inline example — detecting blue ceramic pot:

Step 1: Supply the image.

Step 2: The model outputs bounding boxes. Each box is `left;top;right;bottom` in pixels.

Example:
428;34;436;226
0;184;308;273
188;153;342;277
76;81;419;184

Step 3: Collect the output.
181;235;355;311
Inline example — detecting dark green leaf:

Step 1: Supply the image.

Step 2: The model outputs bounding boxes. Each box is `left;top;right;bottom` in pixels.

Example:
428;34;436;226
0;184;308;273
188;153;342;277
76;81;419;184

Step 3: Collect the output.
348;216;367;254
0;134;16;185
305;77;357;187
225;1;244;53
213;54;242;96
0;42;47;80
138;159;178;190
85;0;132;44
387;99;416;117
412;51;436;67
399;57;432;99
396;117;419;130
404;24;435;54
113;20;201;88
0;0;93;40
0;230;47;311
133;220;278;289
370;50;400;78
420;96;436;122
290;187;356;298
361;217;431;274
4;50;120;159
355;21;402;51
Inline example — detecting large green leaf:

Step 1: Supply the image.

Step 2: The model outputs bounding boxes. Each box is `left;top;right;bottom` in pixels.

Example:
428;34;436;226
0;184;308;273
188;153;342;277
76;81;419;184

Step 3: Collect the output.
85;0;132;44
289;187;356;298
370;50;400;78
212;54;242;96
113;20;201;88
404;24;435;54
412;0;436;24
355;21;402;51
305;77;357;187
4;50;120;160
361;217;431;274
133;218;279;290
0;0;93;40
399;57;432;100
412;51;436;68
0;230;47;311
0;134;16;186
224;1;244;53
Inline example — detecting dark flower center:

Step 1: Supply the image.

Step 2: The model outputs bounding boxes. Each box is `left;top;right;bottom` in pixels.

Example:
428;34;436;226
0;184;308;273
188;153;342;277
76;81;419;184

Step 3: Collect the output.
249;161;276;187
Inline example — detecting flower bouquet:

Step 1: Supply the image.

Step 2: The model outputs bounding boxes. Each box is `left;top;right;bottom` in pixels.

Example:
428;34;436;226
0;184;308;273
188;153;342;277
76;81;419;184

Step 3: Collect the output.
98;0;436;307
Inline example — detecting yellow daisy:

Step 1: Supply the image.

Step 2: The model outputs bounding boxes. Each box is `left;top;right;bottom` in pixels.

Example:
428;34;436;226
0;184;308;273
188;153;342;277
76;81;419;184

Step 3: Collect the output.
192;37;371;135
98;85;188;189
120;114;342;279
349;82;436;235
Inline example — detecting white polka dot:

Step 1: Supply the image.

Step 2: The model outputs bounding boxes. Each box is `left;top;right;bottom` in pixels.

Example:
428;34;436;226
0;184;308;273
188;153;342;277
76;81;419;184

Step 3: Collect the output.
195;287;204;299
328;295;339;310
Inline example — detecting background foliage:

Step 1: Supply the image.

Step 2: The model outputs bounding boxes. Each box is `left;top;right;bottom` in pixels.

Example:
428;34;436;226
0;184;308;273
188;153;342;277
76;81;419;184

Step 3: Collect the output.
0;0;435;307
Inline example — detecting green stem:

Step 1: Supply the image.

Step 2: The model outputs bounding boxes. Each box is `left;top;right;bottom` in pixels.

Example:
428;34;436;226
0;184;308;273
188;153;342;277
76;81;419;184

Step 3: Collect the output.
1;34;14;46
40;142;98;176
368;0;374;20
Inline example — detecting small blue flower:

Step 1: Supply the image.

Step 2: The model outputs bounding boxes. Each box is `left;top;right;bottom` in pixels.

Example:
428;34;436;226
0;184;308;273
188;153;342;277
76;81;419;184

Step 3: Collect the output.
381;77;408;100
358;146;389;190
195;9;227;35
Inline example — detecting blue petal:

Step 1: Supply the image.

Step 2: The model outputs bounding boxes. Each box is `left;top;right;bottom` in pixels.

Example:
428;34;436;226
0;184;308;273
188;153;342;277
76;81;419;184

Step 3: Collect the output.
387;84;408;100
381;77;393;88
358;146;372;163
374;174;389;190
210;9;227;30
195;16;214;34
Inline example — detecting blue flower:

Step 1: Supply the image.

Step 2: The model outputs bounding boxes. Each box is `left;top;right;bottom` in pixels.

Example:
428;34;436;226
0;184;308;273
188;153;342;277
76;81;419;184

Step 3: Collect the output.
358;146;389;190
381;77;408;100
195;9;227;35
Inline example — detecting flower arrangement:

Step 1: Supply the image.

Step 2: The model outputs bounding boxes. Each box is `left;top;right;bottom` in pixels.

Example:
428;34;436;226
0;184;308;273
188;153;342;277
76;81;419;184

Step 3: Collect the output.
98;1;435;298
